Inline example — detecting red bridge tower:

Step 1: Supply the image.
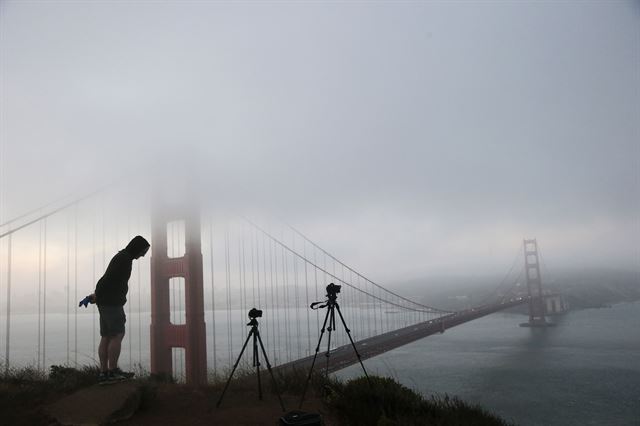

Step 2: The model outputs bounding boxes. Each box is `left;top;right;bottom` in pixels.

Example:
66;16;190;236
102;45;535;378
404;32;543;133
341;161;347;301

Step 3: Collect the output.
521;238;551;327
150;202;207;384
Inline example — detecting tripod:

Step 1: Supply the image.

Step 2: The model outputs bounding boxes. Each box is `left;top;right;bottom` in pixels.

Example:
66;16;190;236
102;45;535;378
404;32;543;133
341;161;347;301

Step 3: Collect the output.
216;312;286;411
299;284;370;408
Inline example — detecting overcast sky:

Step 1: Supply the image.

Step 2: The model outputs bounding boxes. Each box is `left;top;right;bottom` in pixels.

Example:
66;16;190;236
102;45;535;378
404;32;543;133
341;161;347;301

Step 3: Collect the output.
0;1;638;284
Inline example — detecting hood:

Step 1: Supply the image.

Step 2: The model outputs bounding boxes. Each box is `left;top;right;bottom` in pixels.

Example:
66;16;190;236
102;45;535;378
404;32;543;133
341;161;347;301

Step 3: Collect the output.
125;235;150;256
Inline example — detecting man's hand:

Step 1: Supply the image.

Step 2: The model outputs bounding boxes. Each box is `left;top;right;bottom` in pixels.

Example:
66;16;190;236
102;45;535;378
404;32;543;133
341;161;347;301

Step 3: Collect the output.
78;294;96;308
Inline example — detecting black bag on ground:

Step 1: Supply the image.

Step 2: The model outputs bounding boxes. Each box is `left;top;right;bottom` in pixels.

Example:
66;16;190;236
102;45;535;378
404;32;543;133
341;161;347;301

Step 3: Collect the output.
278;410;322;426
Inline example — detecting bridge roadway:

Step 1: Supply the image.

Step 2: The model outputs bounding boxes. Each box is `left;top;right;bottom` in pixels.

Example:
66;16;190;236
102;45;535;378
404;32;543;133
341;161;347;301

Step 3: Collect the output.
274;297;529;375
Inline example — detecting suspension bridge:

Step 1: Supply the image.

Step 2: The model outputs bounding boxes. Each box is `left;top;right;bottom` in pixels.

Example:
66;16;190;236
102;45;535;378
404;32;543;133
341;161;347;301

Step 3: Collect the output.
0;184;561;385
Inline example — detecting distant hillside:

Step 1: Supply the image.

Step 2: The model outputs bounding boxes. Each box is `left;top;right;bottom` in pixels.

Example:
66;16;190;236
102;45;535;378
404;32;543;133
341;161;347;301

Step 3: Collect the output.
551;268;640;308
392;268;640;311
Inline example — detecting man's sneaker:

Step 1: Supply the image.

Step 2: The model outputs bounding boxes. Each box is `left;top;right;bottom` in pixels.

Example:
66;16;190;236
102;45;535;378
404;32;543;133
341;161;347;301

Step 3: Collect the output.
110;367;135;379
98;371;109;383
106;370;126;382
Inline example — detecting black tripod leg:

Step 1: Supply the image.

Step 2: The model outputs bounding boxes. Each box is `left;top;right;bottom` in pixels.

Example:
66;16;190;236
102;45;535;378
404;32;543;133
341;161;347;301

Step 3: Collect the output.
256;330;286;412
299;306;331;409
254;331;263;400
324;306;335;377
217;328;253;408
335;303;371;385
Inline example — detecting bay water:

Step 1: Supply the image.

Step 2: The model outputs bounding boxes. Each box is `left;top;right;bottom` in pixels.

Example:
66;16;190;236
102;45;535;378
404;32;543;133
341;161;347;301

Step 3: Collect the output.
337;301;640;426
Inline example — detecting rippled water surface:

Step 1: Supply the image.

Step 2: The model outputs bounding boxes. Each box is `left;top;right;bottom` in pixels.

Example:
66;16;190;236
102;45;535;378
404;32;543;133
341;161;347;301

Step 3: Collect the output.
337;302;640;426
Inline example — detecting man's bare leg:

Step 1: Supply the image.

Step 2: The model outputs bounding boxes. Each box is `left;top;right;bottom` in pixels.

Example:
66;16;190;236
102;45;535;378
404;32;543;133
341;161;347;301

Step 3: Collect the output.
98;336;109;372
107;333;125;370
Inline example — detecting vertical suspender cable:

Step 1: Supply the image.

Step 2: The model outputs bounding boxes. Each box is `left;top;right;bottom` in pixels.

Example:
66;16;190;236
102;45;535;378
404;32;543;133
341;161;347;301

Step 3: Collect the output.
281;242;291;361
127;216;131;370
4;233;12;375
265;233;274;361
238;229;245;362
271;237;279;362
279;239;286;360
355;271;363;339
360;274;367;338
303;240;310;355
42;218;47;371
358;274;369;338
377;283;382;334
209;218;217;378
66;214;70;365
255;228;261;310
102;199;106;271
322;251;329;340
332;261;340;347
137;221;142;367
238;226;244;331
313;248;319;335
224;227;232;366
292;236;301;358
242;226;248;313
379;287;384;334
250;226;256;307
375;285;380;334
260;230;269;345
341;264;348;344
344;265;350;344
37;221;42;369
404;297;408;328
92;207;96;360
74;206;78;367
101;199;106;365
383;288;389;333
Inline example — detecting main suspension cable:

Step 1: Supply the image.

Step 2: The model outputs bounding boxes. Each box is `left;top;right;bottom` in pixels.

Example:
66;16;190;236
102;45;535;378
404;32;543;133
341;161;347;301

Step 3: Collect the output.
286;224;451;313
244;217;451;315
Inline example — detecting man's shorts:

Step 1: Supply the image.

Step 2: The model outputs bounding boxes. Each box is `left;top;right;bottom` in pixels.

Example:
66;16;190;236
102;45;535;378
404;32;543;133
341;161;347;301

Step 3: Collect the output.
98;305;126;337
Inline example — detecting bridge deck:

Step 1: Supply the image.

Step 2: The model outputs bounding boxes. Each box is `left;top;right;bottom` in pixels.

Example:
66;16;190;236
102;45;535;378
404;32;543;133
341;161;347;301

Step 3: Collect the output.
274;297;528;375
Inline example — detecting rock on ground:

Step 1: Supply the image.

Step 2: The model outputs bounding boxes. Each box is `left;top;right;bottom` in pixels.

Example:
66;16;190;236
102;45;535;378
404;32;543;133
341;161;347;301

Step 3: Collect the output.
46;381;142;425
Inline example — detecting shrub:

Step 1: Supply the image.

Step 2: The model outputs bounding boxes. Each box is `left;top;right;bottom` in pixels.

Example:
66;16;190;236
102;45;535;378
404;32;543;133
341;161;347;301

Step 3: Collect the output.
48;365;100;392
325;376;512;426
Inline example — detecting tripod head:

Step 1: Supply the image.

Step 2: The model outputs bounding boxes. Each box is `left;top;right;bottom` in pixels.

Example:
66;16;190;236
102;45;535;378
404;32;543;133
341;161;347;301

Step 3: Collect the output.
310;283;342;310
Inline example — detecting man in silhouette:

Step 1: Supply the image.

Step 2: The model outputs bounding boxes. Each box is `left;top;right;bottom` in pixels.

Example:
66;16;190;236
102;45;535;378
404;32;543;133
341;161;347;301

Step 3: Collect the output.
80;235;150;382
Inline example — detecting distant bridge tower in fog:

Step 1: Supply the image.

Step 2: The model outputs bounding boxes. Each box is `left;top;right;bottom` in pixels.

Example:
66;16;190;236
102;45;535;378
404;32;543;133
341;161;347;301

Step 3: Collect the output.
150;200;207;385
521;239;550;327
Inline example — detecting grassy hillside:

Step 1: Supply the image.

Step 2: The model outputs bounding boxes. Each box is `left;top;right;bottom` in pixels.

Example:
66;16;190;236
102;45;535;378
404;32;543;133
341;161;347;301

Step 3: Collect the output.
0;364;514;425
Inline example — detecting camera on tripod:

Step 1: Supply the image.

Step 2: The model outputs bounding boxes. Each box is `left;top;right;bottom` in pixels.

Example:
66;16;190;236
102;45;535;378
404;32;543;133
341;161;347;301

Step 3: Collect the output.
310;283;343;310
248;308;263;319
326;283;341;296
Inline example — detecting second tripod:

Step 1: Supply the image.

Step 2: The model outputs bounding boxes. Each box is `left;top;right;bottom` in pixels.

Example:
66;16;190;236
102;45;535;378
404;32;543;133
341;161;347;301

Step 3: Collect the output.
299;283;370;408
216;308;285;411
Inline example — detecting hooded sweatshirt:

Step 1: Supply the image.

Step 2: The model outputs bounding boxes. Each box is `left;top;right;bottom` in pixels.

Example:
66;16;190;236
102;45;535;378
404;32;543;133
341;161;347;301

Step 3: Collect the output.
95;236;150;306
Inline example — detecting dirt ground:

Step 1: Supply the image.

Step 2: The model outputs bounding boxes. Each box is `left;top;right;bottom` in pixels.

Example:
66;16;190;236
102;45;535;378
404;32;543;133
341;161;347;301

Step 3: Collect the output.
118;383;337;426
